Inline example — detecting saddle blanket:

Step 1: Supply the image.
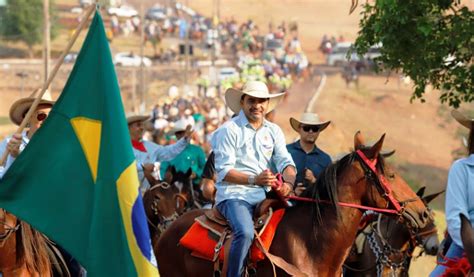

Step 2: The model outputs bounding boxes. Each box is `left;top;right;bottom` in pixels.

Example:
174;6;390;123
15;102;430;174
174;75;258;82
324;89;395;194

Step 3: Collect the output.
179;209;285;263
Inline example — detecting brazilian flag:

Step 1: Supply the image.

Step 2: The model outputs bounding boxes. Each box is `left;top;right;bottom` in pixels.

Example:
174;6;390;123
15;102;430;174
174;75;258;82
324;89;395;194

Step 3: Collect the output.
0;12;158;276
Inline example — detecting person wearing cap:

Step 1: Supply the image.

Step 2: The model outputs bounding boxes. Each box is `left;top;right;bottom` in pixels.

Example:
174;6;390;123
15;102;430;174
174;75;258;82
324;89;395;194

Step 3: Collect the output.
212;81;296;277
0;96;55;178
127;115;192;193
287;113;331;195
430;110;474;276
160;119;206;187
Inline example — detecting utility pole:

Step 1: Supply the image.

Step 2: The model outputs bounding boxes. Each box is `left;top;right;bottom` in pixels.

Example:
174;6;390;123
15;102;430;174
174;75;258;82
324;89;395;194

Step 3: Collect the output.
139;3;146;113
43;0;50;84
184;19;189;86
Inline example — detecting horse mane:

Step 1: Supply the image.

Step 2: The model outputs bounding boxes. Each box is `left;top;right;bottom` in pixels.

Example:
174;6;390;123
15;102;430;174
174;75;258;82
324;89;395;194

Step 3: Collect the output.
302;147;387;228
17;221;70;276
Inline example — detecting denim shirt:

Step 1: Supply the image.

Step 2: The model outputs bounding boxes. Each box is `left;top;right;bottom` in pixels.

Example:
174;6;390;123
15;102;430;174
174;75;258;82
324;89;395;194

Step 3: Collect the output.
286;140;332;185
212;110;295;206
446;154;474;248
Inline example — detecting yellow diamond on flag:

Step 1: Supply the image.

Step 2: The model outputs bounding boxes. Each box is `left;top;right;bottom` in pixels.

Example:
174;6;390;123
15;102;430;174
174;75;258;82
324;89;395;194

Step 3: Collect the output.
71;117;102;183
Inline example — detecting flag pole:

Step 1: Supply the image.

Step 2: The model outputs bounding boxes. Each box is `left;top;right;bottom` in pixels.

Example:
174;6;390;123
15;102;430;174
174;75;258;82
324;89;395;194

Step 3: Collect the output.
0;3;97;166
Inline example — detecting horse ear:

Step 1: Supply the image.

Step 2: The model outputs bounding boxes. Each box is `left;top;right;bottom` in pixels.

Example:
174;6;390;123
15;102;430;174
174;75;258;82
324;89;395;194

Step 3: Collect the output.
381;149;396;158
423;190;445;204
460;214;474;267
366;134;385;159
186;168;192;177
416;186;426;198
354;131;365;150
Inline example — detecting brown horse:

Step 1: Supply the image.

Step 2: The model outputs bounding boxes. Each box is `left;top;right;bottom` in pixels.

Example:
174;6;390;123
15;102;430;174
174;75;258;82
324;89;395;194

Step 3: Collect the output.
0;209;67;277
155;134;432;276
343;187;443;276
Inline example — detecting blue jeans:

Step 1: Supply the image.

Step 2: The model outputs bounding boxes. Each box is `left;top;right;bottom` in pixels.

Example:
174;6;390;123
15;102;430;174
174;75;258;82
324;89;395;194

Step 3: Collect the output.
217;199;255;277
430;241;464;276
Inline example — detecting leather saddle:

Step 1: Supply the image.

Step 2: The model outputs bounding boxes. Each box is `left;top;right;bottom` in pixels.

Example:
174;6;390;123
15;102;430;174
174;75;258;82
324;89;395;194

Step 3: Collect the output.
195;199;286;239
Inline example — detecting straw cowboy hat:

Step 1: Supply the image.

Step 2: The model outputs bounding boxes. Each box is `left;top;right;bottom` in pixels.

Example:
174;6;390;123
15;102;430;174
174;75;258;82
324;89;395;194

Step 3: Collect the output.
127;114;151;125
9;94;55;126
225;81;285;114
452;110;473;129
290;112;331;133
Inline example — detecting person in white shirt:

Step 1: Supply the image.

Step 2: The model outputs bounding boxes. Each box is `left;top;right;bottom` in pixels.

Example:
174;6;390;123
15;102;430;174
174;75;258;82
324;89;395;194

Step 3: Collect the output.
127;115;192;193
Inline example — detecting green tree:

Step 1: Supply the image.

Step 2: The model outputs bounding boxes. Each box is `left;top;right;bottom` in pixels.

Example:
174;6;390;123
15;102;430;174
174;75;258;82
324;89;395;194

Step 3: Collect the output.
2;0;49;58
353;0;473;108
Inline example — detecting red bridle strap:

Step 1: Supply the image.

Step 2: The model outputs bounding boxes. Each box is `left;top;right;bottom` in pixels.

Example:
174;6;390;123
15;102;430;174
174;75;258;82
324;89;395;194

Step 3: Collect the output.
271;149;404;215
355;149;403;212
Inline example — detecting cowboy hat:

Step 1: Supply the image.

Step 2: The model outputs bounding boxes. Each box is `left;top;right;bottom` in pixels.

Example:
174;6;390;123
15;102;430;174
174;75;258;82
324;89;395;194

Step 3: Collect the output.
452;110;473;129
9;95;55;126
290;113;331;133
166;119;191;135
225;81;285;114
127;114;151;125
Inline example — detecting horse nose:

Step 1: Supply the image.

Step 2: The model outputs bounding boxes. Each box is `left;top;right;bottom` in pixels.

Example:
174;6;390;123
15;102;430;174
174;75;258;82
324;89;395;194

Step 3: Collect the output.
421;210;430;222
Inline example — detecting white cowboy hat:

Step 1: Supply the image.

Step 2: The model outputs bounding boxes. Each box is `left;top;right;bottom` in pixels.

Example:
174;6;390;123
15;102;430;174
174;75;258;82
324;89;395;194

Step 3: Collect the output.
290;113;331;133
225;81;285;114
127;114;151;125
9;93;55;126
452;110;473;129
167;119;191;135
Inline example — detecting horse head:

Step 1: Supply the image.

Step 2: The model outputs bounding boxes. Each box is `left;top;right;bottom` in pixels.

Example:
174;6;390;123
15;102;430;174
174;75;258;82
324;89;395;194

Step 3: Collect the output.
143;182;186;237
351;132;431;231
0;209;20;269
414;187;444;255
166;166;195;208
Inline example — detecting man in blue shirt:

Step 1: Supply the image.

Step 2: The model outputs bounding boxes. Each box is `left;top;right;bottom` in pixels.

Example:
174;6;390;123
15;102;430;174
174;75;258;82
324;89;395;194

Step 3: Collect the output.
212;81;296;277
430;110;474;276
287;112;331;195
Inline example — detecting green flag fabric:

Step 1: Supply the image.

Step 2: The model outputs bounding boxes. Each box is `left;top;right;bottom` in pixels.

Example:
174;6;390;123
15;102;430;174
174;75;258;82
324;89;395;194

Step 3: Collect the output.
0;11;158;276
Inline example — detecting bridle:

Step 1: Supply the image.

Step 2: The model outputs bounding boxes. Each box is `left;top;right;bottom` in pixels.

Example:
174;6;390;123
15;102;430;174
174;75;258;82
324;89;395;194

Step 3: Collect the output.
285;150;428;231
145;182;189;235
0;209;20;248
344;211;437;276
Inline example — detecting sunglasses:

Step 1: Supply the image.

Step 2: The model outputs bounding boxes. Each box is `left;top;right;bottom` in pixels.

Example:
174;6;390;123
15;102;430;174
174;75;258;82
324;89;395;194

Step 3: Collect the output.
36;113;48;122
301;125;320;132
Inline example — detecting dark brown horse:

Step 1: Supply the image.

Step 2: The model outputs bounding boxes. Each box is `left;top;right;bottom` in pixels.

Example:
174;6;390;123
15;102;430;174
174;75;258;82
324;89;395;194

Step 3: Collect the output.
0;209;68;277
143;181;187;247
343;187;444;276
155;134;433;276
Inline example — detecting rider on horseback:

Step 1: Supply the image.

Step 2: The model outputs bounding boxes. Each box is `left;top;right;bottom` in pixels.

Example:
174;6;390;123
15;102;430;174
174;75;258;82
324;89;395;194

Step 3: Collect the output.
287;112;331;195
127;115;193;193
212;81;296;277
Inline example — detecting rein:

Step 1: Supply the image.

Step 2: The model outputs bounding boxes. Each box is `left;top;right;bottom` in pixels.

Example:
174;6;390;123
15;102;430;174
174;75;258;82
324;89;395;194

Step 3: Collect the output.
273;150;406;215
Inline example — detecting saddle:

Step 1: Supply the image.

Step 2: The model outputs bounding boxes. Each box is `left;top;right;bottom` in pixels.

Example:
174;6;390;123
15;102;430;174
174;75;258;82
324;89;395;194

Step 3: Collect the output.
180;199;286;263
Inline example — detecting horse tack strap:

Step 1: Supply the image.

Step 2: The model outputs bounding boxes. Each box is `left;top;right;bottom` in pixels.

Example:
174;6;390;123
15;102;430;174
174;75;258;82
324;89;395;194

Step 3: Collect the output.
356;150;403;212
254;231;308;277
286;195;399;214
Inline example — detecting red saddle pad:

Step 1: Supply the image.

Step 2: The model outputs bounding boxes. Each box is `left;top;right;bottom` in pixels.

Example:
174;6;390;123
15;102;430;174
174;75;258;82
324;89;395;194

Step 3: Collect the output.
179;209;286;263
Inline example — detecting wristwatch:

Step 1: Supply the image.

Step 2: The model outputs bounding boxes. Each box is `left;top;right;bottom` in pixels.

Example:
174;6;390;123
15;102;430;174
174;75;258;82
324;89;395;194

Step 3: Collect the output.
248;175;256;185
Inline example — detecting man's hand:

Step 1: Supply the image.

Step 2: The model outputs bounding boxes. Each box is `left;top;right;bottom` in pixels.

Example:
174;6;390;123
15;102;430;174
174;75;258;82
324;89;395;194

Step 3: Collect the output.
184;124;194;140
276;182;292;196
304;168;317;184
7;133;22;158
142;163;155;174
295;182;306;196
255;170;277;186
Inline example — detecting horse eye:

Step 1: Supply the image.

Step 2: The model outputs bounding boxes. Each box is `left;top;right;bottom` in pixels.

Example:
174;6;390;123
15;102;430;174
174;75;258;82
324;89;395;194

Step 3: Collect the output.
388;173;395;179
154;195;161;201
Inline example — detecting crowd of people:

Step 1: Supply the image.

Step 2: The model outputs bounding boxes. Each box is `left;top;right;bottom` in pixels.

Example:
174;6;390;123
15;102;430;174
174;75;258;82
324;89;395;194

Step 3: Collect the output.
0;78;473;276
